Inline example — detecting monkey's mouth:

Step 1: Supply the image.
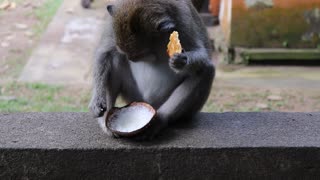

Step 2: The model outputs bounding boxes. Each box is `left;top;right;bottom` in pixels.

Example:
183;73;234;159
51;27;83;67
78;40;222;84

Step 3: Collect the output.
127;50;150;61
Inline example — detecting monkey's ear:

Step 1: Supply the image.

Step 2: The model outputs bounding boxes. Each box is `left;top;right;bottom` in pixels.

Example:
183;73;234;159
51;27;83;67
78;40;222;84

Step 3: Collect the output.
157;20;176;32
106;5;115;16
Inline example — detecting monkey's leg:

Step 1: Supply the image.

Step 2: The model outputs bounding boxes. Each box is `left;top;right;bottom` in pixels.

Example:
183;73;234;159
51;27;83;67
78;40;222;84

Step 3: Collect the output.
158;69;214;124
138;68;214;140
119;64;143;104
105;57;144;107
165;48;215;121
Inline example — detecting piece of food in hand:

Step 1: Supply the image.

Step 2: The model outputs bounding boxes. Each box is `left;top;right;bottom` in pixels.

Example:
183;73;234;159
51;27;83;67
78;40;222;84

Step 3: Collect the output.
167;31;182;58
106;102;156;137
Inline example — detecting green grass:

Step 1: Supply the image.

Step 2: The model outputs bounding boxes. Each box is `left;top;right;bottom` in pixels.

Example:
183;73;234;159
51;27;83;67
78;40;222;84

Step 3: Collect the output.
33;0;63;36
6;49;33;78
0;82;319;113
203;86;289;113
0;82;90;112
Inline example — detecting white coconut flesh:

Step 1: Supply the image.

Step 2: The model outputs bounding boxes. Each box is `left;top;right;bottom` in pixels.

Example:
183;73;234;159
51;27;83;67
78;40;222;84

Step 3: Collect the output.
109;105;154;133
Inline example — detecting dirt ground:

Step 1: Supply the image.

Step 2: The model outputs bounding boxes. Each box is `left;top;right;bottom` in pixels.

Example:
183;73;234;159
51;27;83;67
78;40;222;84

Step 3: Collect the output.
204;80;320;112
0;0;48;81
0;0;319;113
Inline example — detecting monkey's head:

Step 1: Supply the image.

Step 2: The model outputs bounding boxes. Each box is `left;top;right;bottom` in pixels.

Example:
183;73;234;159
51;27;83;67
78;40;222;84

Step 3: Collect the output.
107;0;178;61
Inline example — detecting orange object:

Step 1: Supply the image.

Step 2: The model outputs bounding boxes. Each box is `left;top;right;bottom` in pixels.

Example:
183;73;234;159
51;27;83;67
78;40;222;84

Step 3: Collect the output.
167;31;182;58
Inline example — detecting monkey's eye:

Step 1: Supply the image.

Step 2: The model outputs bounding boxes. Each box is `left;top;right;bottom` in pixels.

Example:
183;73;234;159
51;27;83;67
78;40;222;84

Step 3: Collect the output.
157;20;176;32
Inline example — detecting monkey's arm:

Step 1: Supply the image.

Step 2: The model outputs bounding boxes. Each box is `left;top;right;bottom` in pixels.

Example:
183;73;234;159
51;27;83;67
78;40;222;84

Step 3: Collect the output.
89;47;113;117
144;63;214;139
158;65;214;120
89;20;118;117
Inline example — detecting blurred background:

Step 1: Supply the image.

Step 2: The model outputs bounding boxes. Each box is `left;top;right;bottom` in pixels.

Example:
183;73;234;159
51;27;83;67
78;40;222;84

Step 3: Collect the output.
0;0;319;113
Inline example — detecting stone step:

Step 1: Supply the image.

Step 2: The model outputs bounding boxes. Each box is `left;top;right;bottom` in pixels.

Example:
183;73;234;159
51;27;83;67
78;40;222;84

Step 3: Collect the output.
240;48;320;60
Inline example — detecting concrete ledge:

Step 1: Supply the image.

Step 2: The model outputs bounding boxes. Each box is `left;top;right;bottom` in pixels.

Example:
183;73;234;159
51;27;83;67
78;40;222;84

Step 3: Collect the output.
238;48;320;62
1;112;320;179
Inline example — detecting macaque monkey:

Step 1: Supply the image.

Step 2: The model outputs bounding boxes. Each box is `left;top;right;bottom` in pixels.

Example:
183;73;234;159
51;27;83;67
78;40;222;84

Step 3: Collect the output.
89;0;215;139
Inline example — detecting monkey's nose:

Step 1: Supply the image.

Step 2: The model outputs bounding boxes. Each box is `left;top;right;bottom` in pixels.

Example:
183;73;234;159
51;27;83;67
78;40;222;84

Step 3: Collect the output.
128;53;145;61
128;49;151;60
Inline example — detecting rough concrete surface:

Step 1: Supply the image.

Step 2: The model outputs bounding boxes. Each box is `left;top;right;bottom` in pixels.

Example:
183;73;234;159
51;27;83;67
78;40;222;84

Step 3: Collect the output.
1;112;320;179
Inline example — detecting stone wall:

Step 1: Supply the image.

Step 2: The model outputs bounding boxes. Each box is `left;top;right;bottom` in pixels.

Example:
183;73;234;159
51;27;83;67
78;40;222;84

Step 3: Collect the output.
1;112;320;178
220;0;320;48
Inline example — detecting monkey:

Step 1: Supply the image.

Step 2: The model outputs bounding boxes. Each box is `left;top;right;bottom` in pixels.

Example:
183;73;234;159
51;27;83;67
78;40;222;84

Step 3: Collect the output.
89;0;215;139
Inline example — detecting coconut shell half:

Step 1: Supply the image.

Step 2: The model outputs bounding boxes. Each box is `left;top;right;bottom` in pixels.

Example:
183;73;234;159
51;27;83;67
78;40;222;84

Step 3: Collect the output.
106;102;156;137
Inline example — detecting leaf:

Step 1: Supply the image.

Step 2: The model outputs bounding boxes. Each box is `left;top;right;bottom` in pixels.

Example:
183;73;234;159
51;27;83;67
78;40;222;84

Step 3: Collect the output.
0;0;10;10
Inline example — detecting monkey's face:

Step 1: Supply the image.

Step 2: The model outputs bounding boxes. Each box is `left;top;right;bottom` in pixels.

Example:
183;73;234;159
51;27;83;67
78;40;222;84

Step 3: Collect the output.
108;1;176;61
114;18;151;61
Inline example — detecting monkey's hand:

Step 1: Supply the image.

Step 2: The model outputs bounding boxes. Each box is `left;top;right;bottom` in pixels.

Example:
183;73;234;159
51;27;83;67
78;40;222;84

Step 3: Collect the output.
169;52;188;73
134;115;168;141
89;95;107;118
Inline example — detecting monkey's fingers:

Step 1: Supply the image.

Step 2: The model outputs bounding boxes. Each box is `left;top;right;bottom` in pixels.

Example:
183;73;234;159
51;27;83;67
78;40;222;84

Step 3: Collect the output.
89;98;107;118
